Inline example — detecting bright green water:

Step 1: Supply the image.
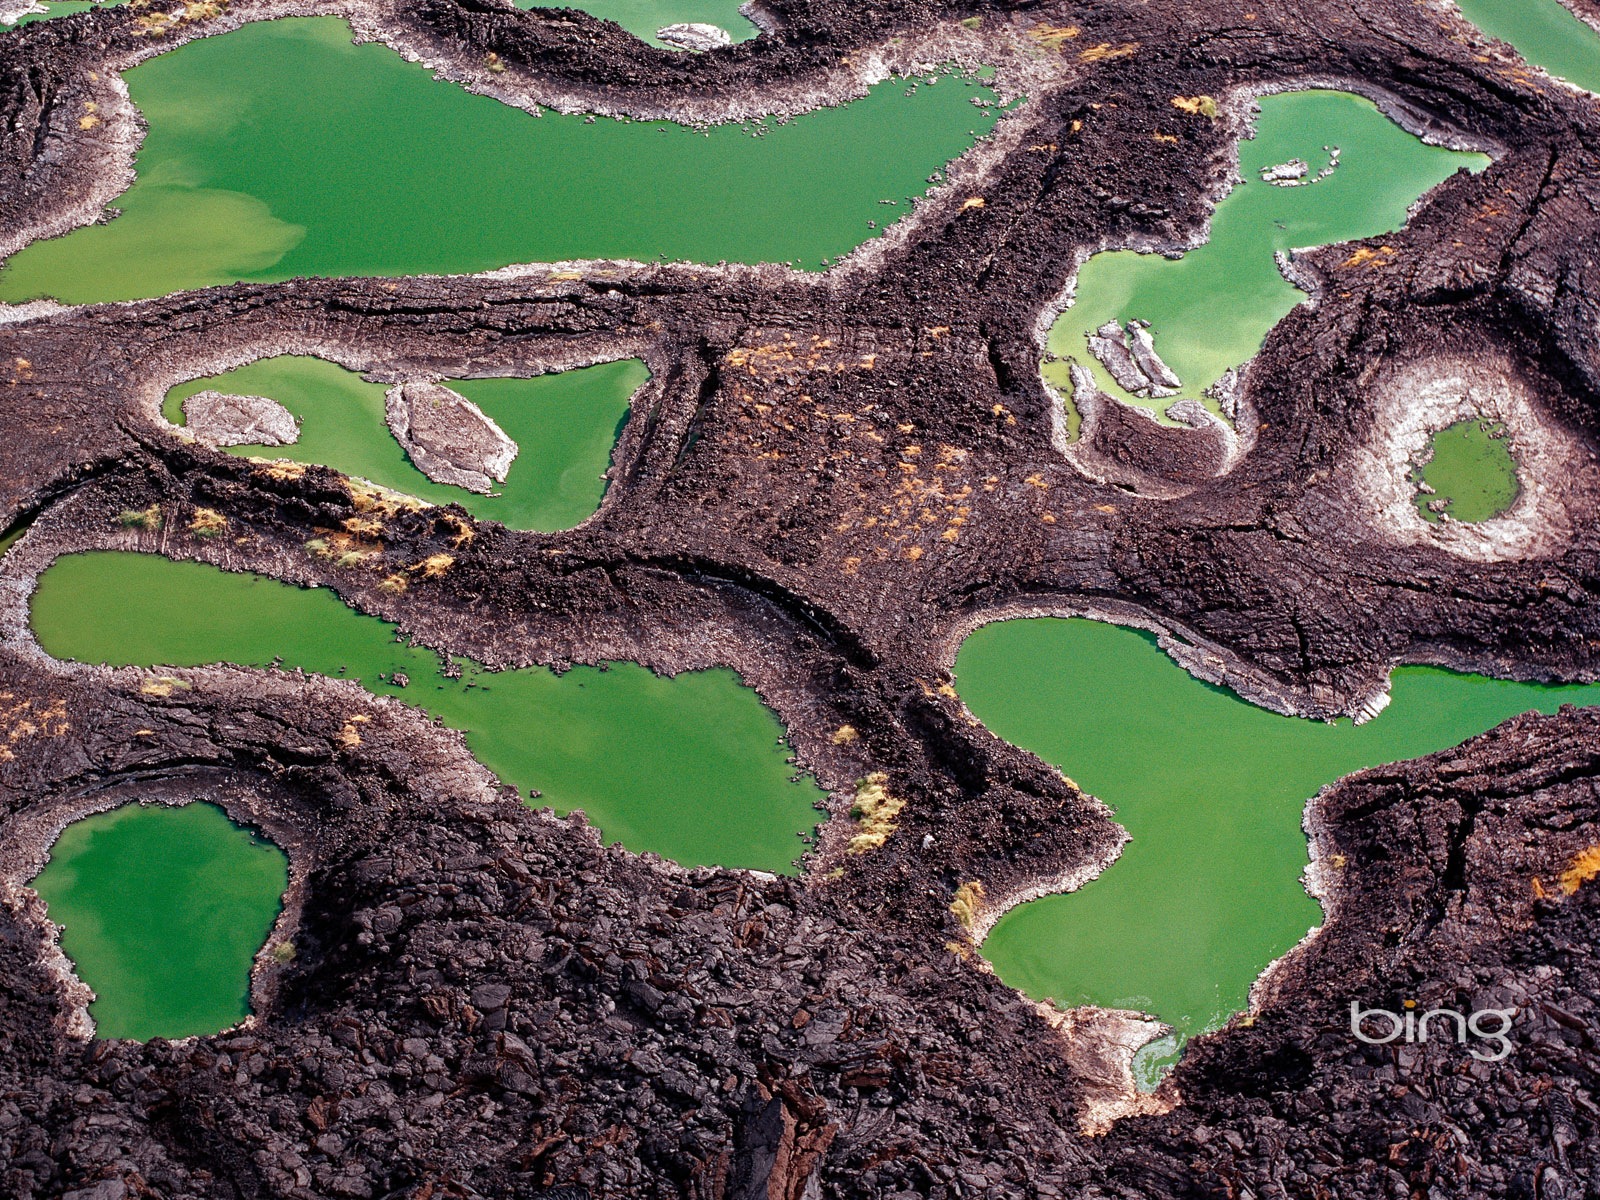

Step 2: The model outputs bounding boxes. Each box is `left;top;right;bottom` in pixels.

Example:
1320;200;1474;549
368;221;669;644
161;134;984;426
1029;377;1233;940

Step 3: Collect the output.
1412;418;1520;523
30;801;288;1040
0;16;998;303
955;617;1600;1074
0;518;32;557
1457;0;1600;94
515;0;758;49
4;0;121;29
1043;91;1487;426
33;552;822;872
163;356;646;532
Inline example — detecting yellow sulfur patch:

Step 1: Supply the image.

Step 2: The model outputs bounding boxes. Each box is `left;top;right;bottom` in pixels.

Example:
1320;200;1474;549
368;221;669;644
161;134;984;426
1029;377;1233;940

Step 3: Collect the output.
846;773;905;854
1080;42;1139;62
950;880;985;930
1171;95;1218;118
1558;845;1600;895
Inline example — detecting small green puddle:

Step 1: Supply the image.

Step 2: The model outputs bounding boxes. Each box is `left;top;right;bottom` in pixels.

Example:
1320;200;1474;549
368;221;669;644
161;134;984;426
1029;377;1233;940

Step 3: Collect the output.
954;617;1600;1075
3;0;123;29
0;516;34;558
1043;90;1487;429
164;356;647;532
1457;0;1600;94
0;16;1000;303
30;801;288;1041
32;551;823;873
515;0;758;49
1411;418;1519;523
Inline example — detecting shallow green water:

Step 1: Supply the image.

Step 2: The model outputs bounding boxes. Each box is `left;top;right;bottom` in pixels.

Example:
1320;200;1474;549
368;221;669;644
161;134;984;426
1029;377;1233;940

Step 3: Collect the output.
0;16;998;303
163;356;646;531
955;617;1600;1070
30;801;287;1040
1412;418;1520;523
1043;91;1487;424
33;552;822;872
515;0;758;49
1457;0;1600;94
4;0;121;29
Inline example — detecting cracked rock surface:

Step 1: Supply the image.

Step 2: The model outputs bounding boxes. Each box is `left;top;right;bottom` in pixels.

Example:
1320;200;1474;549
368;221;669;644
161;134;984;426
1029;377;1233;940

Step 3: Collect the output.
385;382;518;495
182;389;302;449
2;0;1600;1197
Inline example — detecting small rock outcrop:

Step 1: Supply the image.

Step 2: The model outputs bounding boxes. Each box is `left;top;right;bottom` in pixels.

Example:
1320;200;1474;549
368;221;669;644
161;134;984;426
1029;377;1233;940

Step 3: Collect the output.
656;22;733;50
1127;321;1182;390
384;381;518;495
181;390;300;448
1260;157;1309;183
0;0;42;26
1261;147;1340;187
1087;320;1183;398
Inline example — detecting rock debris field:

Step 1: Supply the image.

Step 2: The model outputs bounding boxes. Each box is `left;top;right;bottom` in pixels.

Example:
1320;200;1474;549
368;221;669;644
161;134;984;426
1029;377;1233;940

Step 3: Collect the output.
2;0;1600;1197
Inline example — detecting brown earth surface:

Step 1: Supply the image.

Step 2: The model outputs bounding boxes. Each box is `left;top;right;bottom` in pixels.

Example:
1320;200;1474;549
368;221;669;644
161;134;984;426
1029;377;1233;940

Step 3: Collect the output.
2;1;1600;1196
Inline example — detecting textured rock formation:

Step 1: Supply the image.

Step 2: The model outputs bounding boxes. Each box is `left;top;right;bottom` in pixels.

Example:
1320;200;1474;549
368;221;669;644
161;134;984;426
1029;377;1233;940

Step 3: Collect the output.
1;0;1599;1195
384;381;517;495
181;389;301;448
657;22;733;51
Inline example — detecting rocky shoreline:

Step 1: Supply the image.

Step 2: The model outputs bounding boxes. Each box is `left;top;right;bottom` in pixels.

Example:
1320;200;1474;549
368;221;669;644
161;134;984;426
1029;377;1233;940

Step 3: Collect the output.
2;0;1600;1196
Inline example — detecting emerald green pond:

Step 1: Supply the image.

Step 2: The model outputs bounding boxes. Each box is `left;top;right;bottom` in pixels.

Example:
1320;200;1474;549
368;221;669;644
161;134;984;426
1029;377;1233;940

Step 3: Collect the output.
1043;91;1487;426
33;552;822;873
516;0;758;49
1412;418;1520;524
1457;0;1600;95
955;617;1600;1075
31;801;288;1041
164;356;646;532
0;16;998;303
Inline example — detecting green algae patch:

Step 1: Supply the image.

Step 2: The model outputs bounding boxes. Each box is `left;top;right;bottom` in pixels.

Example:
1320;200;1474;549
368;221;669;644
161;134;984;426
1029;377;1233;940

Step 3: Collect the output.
515;0;758;49
31;801;288;1041
953;616;1600;1064
32;552;823;873
1457;0;1600;94
1043;90;1487;425
1412;418;1520;524
164;355;648;532
0;16;1000;303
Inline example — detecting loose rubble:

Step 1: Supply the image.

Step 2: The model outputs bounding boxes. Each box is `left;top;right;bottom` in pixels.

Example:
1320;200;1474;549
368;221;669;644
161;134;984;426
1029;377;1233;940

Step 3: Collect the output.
1;0;1600;1195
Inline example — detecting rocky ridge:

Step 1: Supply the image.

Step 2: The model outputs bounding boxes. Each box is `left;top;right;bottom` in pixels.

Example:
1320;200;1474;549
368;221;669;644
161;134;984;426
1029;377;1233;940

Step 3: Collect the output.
0;0;1599;1196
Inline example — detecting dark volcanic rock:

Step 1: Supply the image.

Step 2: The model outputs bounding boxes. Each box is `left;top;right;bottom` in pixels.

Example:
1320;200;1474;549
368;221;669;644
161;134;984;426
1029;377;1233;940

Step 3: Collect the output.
2;0;1600;1196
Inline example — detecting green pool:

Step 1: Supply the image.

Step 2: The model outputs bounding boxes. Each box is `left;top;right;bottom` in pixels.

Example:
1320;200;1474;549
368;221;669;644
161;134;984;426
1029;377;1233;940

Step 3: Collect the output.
33;551;824;873
164;356;647;532
1456;0;1600;95
31;801;288;1041
1412;419;1520;524
1044;90;1487;428
0;16;1000;302
955;616;1600;1077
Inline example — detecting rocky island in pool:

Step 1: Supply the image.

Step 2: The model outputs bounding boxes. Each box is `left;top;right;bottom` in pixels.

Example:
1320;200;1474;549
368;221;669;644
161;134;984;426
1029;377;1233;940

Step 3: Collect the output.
2;0;1600;1196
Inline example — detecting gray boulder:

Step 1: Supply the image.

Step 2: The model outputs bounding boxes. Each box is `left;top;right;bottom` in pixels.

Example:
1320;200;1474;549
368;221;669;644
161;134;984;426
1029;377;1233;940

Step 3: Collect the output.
385;381;518;495
182;390;301;448
656;22;732;50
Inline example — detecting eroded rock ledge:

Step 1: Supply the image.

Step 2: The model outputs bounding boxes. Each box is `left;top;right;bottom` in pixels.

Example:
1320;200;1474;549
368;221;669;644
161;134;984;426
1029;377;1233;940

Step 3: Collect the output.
2;0;1600;1195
